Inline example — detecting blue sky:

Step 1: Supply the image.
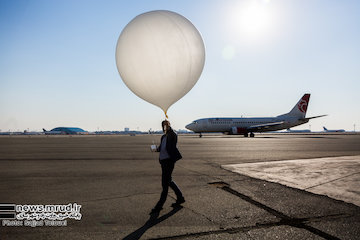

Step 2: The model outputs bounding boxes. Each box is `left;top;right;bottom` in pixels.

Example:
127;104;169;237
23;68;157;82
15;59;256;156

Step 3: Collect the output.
0;0;359;132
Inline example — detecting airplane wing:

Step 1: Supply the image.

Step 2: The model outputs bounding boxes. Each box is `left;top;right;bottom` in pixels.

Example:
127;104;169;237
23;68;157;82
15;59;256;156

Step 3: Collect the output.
304;114;327;120
247;121;285;131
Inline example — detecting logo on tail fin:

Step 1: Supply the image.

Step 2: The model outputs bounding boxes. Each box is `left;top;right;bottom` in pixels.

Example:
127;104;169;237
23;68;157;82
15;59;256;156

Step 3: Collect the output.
297;99;308;113
297;94;310;113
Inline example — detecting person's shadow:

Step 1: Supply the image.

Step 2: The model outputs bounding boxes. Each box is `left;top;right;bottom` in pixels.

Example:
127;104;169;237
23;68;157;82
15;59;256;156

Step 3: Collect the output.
122;206;183;240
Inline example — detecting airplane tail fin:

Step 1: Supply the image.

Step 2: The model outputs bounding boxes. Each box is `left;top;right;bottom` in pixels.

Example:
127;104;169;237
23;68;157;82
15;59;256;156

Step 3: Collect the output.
42;128;47;132
323;127;328;131
280;94;310;119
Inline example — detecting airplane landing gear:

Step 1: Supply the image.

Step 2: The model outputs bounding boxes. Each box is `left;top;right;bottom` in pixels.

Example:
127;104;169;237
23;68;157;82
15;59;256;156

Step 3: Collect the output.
244;132;249;137
199;133;202;138
250;132;255;137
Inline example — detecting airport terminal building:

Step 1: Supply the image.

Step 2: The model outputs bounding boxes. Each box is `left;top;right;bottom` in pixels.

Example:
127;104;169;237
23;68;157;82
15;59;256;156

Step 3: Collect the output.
49;127;87;135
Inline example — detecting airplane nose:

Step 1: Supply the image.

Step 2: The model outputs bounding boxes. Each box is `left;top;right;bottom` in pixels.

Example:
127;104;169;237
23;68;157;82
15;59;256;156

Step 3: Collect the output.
185;123;193;131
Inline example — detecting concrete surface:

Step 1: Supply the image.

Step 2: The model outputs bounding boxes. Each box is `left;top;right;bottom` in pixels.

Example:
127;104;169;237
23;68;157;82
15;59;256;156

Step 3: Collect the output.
0;134;359;240
223;155;360;206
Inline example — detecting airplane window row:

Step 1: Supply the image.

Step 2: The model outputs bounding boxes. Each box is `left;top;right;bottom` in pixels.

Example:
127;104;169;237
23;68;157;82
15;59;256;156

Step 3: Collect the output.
234;122;260;124
210;121;269;124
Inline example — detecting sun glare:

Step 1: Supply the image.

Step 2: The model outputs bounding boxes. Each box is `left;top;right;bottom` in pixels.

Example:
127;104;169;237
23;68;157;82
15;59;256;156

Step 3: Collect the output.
230;1;276;41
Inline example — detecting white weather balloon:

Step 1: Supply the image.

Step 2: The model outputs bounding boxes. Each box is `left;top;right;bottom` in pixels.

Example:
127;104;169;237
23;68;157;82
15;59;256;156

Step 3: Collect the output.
116;10;205;118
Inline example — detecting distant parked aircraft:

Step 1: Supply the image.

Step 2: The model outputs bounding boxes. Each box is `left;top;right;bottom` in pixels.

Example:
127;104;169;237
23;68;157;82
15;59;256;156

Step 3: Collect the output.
43;128;63;135
286;128;311;133
185;94;326;137
323;127;345;133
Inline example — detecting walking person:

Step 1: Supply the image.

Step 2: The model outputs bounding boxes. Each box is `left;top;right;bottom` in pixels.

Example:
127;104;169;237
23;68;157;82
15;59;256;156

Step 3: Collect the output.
151;120;185;214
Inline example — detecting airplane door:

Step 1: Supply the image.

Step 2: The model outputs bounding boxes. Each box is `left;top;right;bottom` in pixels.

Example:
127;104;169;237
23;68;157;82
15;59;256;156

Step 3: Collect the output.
203;119;210;131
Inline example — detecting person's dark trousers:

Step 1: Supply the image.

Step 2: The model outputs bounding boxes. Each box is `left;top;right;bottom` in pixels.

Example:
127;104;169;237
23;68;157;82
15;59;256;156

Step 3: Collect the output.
155;159;183;208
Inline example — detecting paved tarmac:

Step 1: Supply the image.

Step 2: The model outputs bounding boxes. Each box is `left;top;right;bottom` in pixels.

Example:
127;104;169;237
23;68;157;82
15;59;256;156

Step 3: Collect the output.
223;155;360;206
0;134;359;240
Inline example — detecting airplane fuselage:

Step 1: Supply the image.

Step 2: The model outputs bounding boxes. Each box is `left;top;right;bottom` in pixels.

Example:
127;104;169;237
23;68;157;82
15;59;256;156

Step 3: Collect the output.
186;116;308;134
185;94;325;136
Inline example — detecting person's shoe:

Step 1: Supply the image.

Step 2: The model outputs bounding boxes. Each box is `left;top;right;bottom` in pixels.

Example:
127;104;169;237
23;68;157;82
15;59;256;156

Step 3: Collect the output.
149;206;162;215
171;197;185;207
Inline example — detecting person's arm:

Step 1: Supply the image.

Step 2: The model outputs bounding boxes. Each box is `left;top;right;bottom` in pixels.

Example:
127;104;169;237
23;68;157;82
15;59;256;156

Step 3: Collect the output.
167;130;182;161
156;135;164;152
167;130;177;154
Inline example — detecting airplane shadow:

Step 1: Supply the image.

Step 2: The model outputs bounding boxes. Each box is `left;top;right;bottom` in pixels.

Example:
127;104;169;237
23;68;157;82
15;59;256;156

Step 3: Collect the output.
300;136;339;139
122;206;183;240
220;136;278;139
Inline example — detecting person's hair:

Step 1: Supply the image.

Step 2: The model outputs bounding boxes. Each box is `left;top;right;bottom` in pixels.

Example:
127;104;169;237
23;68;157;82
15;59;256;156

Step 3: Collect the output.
162;120;170;128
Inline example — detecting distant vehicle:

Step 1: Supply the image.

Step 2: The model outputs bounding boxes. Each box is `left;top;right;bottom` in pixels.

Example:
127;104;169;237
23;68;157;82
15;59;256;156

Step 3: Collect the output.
286;128;311;133
323;127;345;133
43;127;87;135
185;93;326;137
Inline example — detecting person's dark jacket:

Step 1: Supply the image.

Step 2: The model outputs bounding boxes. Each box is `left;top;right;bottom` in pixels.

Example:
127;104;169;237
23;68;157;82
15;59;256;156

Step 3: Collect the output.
157;127;182;162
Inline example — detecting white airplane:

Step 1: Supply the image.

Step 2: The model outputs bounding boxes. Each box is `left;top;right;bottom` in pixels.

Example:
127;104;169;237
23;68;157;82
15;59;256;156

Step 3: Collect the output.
43;128;64;135
185;93;326;137
323;127;345;133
